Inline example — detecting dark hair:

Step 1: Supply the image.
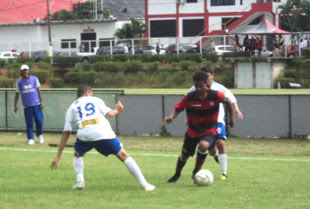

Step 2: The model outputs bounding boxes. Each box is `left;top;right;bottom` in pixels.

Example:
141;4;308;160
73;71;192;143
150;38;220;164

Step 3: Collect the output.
200;65;214;74
193;71;207;83
77;84;92;98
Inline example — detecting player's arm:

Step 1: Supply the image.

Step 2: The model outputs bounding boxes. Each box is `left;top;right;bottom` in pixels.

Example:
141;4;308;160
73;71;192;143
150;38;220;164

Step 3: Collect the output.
223;97;235;128
50;131;70;170
222;86;243;120
163;108;181;125
14;92;19;114
106;100;123;118
37;88;44;109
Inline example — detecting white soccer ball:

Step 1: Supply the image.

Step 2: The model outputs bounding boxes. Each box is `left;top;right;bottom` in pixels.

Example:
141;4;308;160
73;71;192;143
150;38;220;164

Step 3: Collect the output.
194;169;214;186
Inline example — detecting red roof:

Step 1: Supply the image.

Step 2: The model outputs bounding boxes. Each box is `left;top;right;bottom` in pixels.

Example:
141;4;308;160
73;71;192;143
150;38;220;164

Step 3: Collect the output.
0;0;85;23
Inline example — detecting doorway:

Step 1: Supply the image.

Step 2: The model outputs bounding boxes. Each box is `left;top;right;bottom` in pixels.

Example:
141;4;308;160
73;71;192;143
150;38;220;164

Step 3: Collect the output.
81;33;96;52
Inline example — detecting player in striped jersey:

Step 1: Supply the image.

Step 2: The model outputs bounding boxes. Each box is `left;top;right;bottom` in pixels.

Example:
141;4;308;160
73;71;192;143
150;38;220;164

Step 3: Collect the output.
164;71;235;183
188;66;243;180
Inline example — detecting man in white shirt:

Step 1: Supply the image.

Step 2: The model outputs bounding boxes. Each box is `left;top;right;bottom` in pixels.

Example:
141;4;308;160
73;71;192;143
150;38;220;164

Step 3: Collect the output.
189;66;243;180
50;85;155;191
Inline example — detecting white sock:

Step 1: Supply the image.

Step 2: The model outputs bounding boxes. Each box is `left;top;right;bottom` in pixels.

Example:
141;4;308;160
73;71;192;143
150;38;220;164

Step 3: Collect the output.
218;154;227;174
124;157;149;188
73;157;84;182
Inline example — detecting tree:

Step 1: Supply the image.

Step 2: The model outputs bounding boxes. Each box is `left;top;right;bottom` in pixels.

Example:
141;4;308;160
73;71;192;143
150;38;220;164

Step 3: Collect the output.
114;18;147;40
278;0;310;32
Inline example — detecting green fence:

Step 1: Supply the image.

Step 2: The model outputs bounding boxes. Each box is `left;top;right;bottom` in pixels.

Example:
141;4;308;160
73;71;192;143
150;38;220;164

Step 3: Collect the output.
0;89;124;132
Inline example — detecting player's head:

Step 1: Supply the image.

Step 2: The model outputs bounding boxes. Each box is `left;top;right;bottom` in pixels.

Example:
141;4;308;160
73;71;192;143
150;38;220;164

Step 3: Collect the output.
200;66;214;87
193;71;208;95
77;84;93;98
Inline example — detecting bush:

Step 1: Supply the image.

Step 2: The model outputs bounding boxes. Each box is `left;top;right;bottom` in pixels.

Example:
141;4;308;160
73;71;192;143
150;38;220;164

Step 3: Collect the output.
144;62;160;73
124;61;143;73
53;56;81;68
0;59;5;68
92;62;125;73
30;70;51;83
301;48;310;58
162;54;180;63
204;52;218;63
38;62;52;70
0;78;15;88
16;57;35;63
49;78;64;88
89;55;113;63
178;60;197;71
179;53;202;63
112;54;130;62
7;68;20;79
65;70;97;85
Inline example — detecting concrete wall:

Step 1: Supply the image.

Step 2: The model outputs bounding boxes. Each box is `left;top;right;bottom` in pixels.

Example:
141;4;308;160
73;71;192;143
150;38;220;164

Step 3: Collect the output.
117;95;310;138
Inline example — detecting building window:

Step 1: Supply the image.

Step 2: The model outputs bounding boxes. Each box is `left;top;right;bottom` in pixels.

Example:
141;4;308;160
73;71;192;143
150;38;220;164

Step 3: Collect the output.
222;17;239;30
183;19;204;37
150;20;176;37
61;39;76;49
211;0;235;6
186;0;198;3
240;0;243;5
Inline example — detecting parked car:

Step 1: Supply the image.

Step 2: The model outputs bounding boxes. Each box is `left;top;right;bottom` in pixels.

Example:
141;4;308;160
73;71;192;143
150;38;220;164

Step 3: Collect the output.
96;46;127;55
33;50;58;62
256;49;273;57
0;51;19;59
20;51;35;57
165;44;199;54
208;45;236;55
56;51;78;56
142;45;166;55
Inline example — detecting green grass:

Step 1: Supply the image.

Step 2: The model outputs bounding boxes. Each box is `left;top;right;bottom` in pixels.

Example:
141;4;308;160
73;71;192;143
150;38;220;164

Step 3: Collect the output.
0;132;310;209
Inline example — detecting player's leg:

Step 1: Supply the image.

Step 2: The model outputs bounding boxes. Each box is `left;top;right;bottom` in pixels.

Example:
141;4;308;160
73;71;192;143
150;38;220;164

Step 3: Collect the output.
97;137;155;191
116;148;155;191
72;139;93;189
168;133;196;183
33;105;44;144
192;134;215;178
208;141;219;164
24;106;34;144
216;122;228;180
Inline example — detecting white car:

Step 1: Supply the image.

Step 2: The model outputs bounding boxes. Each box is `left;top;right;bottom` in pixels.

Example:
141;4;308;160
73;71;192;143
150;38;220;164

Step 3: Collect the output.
0;51;19;59
209;45;235;55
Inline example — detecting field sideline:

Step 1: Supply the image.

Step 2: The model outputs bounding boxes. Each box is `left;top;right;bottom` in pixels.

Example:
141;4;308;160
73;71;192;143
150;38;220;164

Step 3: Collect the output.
1;132;310;209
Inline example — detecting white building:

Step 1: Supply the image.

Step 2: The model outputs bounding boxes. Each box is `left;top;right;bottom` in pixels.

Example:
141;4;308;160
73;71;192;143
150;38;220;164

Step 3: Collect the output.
145;0;288;46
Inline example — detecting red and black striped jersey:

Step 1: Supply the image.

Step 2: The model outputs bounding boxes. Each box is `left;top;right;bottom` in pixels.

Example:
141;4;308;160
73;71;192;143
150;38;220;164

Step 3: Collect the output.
175;88;225;138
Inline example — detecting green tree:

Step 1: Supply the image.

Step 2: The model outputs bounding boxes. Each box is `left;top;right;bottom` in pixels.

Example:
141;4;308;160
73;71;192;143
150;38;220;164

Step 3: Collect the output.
278;0;310;32
114;18;147;40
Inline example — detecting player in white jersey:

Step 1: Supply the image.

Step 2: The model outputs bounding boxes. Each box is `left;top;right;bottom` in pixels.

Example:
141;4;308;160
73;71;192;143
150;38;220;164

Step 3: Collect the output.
50;85;155;191
189;66;243;180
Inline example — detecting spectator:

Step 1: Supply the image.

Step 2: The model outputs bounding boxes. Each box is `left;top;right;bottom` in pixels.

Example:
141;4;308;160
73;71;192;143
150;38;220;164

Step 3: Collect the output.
14;64;44;145
243;35;250;55
256;37;263;57
156;43;160;54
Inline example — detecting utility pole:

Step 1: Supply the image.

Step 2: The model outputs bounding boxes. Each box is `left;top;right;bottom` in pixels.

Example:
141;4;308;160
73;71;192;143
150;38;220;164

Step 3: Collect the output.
46;0;53;60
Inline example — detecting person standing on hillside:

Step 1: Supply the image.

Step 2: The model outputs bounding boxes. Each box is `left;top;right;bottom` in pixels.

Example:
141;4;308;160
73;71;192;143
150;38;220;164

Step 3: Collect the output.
14;64;44;145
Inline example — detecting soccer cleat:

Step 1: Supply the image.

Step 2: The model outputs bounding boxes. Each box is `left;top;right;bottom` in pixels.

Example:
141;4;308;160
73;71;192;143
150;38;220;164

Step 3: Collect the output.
72;181;85;190
220;173;227;181
28;139;35;145
38;135;44;144
144;184;156;191
167;173;180;183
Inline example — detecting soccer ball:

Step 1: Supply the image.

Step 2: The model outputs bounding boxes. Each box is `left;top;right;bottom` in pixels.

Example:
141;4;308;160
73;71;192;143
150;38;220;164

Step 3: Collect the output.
194;169;214;186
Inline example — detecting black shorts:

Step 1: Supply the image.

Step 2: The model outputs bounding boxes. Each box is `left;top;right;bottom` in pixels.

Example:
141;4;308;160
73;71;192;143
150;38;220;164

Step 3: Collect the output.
181;133;216;157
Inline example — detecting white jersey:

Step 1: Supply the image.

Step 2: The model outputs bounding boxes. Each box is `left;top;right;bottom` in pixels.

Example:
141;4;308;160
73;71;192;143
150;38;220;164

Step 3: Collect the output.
188;81;237;124
64;96;116;141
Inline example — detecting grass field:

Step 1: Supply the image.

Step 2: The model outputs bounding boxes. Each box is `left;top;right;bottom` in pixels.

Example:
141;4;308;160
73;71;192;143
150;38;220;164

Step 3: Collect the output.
0;132;310;209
